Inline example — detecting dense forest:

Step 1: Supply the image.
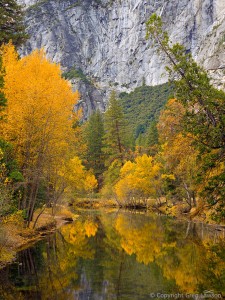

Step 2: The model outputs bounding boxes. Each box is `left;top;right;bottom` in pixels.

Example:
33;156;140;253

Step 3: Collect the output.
0;0;225;243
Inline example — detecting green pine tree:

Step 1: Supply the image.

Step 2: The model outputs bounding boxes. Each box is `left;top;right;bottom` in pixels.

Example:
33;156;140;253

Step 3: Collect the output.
101;91;129;196
0;0;28;118
104;91;127;164
84;110;105;187
0;0;28;47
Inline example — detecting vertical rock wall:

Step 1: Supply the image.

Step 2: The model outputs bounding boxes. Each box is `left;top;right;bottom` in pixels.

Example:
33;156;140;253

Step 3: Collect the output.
18;0;225;117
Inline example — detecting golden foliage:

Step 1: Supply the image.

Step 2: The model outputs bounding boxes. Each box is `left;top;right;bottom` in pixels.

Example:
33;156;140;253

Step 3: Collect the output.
84;220;98;237
0;43;97;209
115;154;169;202
60;156;98;193
1;43;78;171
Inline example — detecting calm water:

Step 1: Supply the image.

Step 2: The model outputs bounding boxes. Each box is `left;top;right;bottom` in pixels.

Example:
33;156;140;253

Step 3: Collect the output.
0;210;225;300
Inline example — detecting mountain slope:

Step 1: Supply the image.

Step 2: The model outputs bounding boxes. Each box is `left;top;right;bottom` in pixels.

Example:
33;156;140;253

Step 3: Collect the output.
18;0;225;117
120;83;172;144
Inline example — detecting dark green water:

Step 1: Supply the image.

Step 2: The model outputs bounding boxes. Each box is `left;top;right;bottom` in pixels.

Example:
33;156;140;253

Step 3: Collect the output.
0;210;225;300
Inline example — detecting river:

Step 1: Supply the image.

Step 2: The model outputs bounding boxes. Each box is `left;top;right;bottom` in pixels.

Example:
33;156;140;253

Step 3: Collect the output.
0;209;224;299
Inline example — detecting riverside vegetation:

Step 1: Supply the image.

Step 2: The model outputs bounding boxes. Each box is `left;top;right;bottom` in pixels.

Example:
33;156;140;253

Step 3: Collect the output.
0;2;225;265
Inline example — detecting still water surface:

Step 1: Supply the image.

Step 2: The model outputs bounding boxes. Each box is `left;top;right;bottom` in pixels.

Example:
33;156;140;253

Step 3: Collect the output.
0;210;225;299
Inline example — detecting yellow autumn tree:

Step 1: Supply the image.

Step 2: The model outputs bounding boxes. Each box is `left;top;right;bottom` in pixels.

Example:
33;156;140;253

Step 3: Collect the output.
60;156;98;195
0;43;81;224
115;154;166;206
158;99;199;208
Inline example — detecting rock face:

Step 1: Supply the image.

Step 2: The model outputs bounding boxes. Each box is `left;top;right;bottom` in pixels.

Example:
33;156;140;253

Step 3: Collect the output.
18;0;225;117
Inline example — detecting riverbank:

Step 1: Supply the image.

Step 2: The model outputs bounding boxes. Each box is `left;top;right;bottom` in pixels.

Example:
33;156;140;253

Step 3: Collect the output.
0;207;78;269
74;197;225;227
1;199;224;269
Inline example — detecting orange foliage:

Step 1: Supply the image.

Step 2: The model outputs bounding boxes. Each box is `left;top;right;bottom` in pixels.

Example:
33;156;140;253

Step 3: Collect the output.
0;43;96;215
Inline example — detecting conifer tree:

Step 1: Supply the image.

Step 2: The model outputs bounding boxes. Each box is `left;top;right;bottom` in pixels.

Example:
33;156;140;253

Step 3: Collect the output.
146;13;225;152
84;110;105;187
104;91;127;163
0;0;28;47
101;91;128;197
0;0;28;118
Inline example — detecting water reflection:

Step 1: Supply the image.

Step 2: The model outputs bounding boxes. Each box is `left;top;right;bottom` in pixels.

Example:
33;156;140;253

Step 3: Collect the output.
0;210;224;299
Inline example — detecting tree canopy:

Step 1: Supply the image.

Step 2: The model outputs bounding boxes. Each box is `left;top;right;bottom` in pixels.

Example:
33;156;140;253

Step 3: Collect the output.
0;0;28;47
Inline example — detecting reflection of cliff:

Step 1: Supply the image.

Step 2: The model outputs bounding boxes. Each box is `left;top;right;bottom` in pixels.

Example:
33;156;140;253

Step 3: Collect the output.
73;270;92;300
72;269;110;300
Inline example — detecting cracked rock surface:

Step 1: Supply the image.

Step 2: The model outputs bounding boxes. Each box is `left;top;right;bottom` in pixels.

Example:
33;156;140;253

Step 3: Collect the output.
18;0;225;117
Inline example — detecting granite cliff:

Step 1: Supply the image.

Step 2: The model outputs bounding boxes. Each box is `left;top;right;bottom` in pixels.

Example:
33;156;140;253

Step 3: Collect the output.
18;0;225;117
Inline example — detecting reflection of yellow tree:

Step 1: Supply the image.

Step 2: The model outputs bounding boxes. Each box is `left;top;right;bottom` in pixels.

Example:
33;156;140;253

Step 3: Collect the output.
114;214;225;294
158;237;225;293
84;220;98;237
115;214;167;265
157;242;205;293
37;216;225;297
36;219;98;299
1;213;225;298
99;212;122;253
61;220;97;259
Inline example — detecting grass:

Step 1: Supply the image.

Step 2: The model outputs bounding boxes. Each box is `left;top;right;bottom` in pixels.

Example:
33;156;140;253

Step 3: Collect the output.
0;205;77;268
